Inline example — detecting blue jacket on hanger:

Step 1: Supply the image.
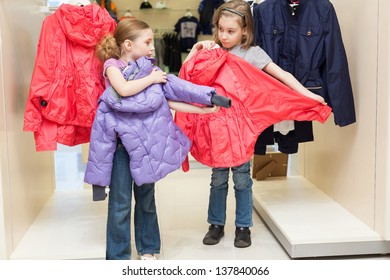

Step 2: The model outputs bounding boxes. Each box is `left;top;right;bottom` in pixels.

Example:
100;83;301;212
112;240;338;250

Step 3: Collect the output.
254;0;356;127
198;0;225;34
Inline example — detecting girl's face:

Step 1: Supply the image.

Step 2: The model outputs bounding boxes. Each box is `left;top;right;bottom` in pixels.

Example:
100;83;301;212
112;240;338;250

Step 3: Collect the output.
217;15;246;51
127;28;155;61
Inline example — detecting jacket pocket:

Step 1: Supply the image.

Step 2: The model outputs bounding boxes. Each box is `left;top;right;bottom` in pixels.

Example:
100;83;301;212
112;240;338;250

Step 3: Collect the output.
265;25;285;36
264;25;285;58
298;25;323;47
298;25;322;36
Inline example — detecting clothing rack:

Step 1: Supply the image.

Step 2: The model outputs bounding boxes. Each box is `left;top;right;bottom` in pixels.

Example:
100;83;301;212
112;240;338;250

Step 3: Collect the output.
153;30;181;73
153;28;175;38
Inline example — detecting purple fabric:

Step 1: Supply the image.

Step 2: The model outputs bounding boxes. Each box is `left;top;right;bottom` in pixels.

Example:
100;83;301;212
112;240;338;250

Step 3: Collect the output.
84;56;215;186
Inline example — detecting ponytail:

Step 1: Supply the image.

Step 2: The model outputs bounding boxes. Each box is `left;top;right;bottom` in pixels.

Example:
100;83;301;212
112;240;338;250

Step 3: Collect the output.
95;34;120;62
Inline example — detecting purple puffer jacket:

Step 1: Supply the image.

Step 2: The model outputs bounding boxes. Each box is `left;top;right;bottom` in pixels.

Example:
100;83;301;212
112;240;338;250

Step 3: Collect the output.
84;56;216;186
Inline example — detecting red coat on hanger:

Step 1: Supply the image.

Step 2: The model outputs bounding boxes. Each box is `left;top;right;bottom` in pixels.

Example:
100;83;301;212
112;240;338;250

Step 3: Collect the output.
23;4;116;151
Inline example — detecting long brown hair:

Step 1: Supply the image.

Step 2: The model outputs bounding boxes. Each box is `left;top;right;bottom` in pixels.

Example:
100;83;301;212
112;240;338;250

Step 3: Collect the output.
95;18;151;62
212;0;254;49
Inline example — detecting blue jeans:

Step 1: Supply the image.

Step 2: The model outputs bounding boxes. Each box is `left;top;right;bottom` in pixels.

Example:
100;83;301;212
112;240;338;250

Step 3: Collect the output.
106;142;160;260
207;161;253;228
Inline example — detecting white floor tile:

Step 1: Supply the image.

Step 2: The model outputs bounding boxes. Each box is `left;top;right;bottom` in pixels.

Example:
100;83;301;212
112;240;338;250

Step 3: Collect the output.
11;190;107;260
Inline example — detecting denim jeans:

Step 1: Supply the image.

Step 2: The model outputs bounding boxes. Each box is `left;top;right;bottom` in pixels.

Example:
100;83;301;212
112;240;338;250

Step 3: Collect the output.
106;142;160;260
207;161;253;228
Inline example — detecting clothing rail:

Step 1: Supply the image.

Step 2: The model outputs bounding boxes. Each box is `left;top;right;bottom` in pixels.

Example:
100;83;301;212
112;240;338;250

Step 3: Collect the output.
153;28;175;38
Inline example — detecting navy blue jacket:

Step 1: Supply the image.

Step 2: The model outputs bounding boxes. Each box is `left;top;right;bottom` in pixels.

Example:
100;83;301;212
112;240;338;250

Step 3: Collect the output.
254;0;356;127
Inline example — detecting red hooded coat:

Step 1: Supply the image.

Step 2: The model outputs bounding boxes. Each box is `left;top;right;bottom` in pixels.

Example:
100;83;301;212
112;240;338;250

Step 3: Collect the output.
175;48;332;169
23;4;116;151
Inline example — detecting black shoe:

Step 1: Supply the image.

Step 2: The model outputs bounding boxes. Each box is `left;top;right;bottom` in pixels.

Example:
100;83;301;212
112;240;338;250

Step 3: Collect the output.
203;224;225;245
234;227;251;248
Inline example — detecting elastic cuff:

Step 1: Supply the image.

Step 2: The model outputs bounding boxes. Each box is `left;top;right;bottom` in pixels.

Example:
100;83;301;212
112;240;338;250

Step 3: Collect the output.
92;185;108;201
211;92;232;108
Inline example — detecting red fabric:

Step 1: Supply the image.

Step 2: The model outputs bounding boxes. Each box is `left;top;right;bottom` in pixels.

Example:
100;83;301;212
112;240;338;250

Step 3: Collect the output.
175;48;332;168
23;4;116;151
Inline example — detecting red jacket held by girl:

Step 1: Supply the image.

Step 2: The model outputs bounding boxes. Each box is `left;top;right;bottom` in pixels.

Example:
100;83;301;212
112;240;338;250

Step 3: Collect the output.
175;48;332;169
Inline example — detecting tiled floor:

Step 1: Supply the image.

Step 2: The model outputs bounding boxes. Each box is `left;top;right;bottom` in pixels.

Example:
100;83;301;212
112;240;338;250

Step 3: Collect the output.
9;147;390;260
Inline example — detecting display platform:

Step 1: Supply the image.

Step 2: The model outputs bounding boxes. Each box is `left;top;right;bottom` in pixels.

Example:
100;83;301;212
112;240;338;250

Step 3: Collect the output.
252;176;390;258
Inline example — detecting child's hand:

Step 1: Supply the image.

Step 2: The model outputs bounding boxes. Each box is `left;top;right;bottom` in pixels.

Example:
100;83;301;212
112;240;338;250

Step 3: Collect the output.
201;105;220;114
314;95;327;105
184;41;217;64
193;40;216;51
149;68;167;84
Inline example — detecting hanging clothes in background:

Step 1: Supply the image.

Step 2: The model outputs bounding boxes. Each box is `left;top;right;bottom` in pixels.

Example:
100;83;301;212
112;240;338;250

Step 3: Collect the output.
245;0;265;13
162;31;182;73
252;0;356;155
155;1;167;9
174;12;201;53
153;29;170;70
23;4;116;151
96;0;119;22
140;0;153;9
119;9;136;21
198;0;225;35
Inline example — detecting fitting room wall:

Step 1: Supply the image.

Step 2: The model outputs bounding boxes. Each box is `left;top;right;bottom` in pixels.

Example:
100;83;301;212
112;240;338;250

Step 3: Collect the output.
301;0;390;239
369;0;389;239
383;0;390;239
0;0;55;259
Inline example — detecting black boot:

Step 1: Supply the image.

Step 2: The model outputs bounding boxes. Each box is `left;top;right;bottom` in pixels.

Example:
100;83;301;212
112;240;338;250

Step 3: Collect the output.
234;227;251;248
203;224;225;245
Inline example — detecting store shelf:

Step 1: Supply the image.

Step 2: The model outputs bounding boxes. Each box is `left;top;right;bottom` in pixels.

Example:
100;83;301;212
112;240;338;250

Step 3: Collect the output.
252;176;390;258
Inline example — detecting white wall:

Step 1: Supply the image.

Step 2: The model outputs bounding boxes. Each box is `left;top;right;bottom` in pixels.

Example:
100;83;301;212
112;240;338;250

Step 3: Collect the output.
378;0;390;239
0;12;8;258
0;0;55;259
302;0;390;238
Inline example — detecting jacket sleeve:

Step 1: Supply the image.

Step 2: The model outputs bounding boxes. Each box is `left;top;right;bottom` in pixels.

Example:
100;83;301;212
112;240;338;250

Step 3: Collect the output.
102;85;165;113
253;6;264;48
323;4;356;126
162;74;214;105
84;104;117;186
23;16;54;132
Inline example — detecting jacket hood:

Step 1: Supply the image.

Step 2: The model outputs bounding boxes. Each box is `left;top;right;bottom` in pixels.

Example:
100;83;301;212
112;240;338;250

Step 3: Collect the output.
55;4;116;47
122;56;156;80
181;48;228;85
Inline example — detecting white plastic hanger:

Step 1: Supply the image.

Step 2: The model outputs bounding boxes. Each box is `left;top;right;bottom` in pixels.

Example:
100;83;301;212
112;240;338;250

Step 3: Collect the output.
289;0;299;16
68;0;91;6
185;8;193;17
124;9;132;17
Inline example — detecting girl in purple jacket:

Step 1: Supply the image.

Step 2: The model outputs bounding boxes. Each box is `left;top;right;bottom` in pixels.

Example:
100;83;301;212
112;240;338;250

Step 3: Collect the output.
85;18;229;261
